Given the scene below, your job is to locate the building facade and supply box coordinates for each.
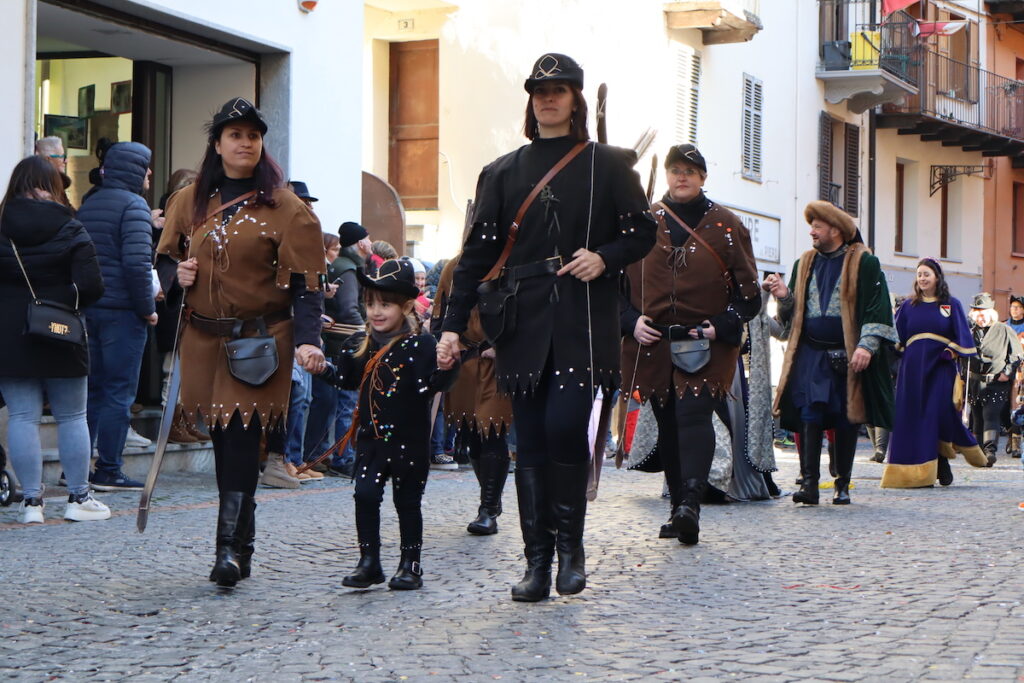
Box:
[1,0,363,232]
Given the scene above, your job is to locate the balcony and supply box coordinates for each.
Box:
[664,1,762,45]
[877,50,1024,162]
[987,1,1024,22]
[816,0,920,113]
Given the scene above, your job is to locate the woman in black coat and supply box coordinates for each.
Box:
[437,54,656,601]
[0,156,107,524]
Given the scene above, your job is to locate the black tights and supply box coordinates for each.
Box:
[352,441,429,550]
[511,366,594,468]
[651,390,720,508]
[210,412,285,496]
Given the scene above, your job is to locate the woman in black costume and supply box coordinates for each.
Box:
[437,53,656,601]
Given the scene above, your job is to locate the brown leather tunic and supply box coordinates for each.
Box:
[433,257,513,436]
[156,184,325,429]
[620,202,760,405]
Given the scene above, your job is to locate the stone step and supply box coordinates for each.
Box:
[36,441,215,487]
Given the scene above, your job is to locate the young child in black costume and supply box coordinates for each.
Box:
[331,258,456,590]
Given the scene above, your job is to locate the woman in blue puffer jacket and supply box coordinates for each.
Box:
[77,141,157,491]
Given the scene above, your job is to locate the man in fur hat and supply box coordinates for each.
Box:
[763,201,896,505]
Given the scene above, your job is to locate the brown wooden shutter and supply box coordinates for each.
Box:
[843,122,859,217]
[818,111,833,201]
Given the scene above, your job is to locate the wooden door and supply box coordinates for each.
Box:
[389,40,439,210]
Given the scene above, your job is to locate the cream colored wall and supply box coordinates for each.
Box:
[170,63,257,172]
[874,129,984,301]
[0,0,30,177]
[364,0,816,265]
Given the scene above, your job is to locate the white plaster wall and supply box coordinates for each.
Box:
[361,1,835,268]
[874,128,985,301]
[0,0,31,190]
[170,63,257,172]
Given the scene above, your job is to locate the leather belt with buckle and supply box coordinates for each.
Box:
[186,308,291,337]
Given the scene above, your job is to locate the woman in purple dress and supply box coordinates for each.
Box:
[882,258,988,488]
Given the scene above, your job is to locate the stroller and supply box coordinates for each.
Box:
[0,394,22,507]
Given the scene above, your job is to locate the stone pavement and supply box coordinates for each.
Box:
[2,447,1024,682]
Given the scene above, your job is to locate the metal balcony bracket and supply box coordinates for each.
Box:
[929,164,990,196]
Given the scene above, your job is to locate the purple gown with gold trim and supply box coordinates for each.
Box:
[882,297,987,488]
[884,296,987,489]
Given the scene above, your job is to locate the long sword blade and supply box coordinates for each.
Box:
[136,350,181,532]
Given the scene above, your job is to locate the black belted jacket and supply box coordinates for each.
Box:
[441,136,656,396]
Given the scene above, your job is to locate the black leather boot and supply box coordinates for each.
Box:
[793,423,823,505]
[832,425,858,505]
[549,461,588,595]
[388,548,423,590]
[937,454,954,486]
[671,478,706,545]
[342,544,386,588]
[983,431,998,467]
[209,491,245,587]
[467,453,510,535]
[236,495,256,579]
[510,466,554,602]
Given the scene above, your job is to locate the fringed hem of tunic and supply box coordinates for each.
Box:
[497,367,620,398]
[444,413,511,438]
[185,404,285,432]
[880,459,937,488]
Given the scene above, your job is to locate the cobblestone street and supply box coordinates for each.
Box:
[2,447,1023,682]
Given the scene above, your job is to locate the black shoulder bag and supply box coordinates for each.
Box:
[10,239,87,348]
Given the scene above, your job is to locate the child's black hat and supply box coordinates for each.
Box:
[357,258,419,299]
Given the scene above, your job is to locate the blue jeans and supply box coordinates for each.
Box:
[332,389,357,466]
[86,308,148,473]
[285,369,312,467]
[303,375,339,463]
[0,375,91,498]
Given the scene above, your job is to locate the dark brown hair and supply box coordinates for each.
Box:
[911,258,950,305]
[190,121,283,227]
[2,155,68,207]
[523,84,590,142]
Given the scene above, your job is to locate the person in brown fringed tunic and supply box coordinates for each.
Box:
[156,98,326,587]
[620,144,761,546]
[432,256,514,535]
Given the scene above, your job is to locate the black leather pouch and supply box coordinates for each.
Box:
[476,279,518,345]
[225,318,279,387]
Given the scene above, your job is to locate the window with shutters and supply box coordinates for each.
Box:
[741,73,763,182]
[843,123,860,217]
[674,47,701,145]
[895,162,906,253]
[817,111,859,216]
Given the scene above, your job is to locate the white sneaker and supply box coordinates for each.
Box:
[64,493,111,522]
[124,426,152,448]
[20,498,44,524]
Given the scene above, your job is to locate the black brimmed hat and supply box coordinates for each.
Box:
[357,258,419,299]
[524,53,584,93]
[665,144,707,173]
[210,97,268,137]
[289,180,317,202]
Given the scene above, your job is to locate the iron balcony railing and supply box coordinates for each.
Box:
[818,0,921,87]
[886,49,1024,142]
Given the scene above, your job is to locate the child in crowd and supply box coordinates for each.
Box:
[332,259,456,590]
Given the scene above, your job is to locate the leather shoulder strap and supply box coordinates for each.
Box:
[202,190,258,224]
[481,141,589,282]
[655,201,730,282]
